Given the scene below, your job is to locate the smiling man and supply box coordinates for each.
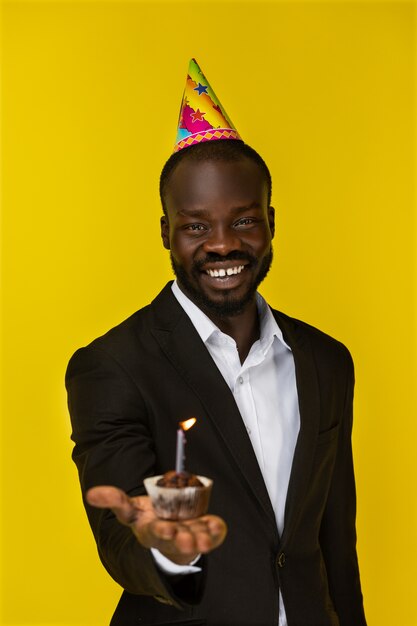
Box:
[66,60,367,626]
[160,146,275,363]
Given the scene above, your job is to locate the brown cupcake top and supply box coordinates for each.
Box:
[156,470,204,488]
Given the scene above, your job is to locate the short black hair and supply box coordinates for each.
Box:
[159,140,272,215]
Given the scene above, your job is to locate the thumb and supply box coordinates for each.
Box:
[86,485,139,526]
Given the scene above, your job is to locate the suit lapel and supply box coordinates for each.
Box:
[149,284,278,535]
[274,312,321,547]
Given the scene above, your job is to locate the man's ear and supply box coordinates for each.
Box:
[268,206,275,239]
[160,215,170,250]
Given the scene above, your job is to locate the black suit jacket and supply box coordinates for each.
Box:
[66,283,366,626]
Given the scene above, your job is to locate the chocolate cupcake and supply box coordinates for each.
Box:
[144,471,212,520]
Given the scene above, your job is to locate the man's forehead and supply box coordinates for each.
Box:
[164,168,269,218]
[167,161,266,197]
[169,157,265,185]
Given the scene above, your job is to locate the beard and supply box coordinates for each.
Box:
[170,247,273,318]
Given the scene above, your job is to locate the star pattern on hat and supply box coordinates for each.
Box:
[194,82,208,96]
[191,109,206,123]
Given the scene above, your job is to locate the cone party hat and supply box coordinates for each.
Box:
[174,58,242,153]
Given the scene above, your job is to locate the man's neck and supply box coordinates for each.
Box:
[213,304,260,364]
[174,280,261,363]
[195,297,259,365]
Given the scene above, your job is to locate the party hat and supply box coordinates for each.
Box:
[174,58,242,153]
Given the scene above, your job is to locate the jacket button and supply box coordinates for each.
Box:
[277,552,286,568]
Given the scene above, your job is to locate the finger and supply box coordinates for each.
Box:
[173,524,199,554]
[136,518,177,548]
[139,517,204,545]
[138,519,200,555]
[205,515,228,540]
[156,520,218,556]
[185,522,223,553]
[184,515,228,547]
[86,486,139,525]
[170,522,221,555]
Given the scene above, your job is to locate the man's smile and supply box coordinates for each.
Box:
[205,264,245,278]
[198,261,251,291]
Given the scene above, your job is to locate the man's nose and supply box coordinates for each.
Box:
[202,225,242,256]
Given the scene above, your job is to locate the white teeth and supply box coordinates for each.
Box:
[206,265,245,278]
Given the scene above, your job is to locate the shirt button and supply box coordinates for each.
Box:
[277,552,286,568]
[238,376,244,384]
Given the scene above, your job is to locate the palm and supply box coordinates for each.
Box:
[86,485,227,565]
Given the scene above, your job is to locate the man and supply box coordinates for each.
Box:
[66,60,367,626]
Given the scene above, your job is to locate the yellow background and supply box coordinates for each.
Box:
[1,1,416,625]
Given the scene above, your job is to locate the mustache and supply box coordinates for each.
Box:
[193,251,257,270]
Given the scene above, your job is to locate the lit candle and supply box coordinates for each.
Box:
[175,418,197,473]
[175,428,185,473]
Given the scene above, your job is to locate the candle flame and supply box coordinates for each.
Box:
[180,417,197,431]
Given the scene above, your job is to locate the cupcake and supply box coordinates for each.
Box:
[144,470,213,520]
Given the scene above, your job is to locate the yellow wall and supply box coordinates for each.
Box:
[1,1,416,624]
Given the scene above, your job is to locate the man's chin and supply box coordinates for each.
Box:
[178,279,255,318]
[171,248,273,318]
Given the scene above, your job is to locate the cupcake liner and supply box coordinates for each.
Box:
[144,475,212,520]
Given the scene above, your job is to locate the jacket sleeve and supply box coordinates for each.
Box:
[319,349,367,626]
[65,344,204,609]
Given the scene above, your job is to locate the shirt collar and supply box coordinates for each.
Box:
[256,292,291,353]
[171,280,291,352]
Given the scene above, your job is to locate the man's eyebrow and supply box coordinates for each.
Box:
[176,202,263,218]
[230,202,263,213]
[177,208,210,218]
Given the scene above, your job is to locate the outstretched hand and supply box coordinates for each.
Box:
[86,486,227,566]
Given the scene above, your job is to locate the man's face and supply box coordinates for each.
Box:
[160,157,275,318]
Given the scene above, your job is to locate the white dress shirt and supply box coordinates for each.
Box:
[152,281,300,626]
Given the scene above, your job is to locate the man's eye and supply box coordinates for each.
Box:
[186,224,206,231]
[235,218,255,227]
